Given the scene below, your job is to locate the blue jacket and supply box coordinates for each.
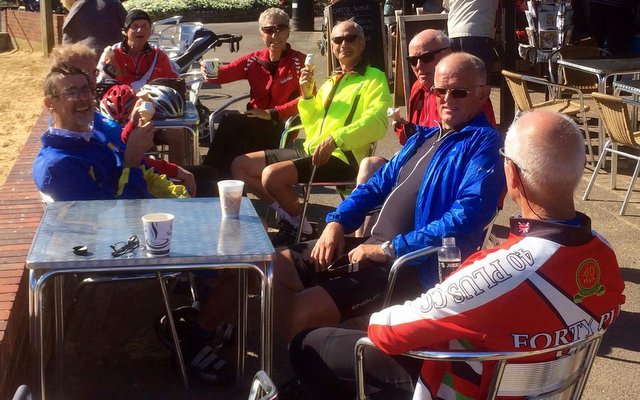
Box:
[33,129,153,201]
[326,113,506,288]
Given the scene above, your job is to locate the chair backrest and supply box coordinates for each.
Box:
[592,93,640,148]
[555,45,603,91]
[247,370,277,400]
[356,329,606,400]
[502,70,534,111]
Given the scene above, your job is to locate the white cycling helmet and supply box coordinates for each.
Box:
[139,84,184,119]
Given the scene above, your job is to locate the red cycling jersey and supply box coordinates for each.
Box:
[369,214,625,399]
[207,45,305,121]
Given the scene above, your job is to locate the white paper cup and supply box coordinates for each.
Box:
[203,58,220,78]
[217,180,244,218]
[142,213,174,257]
[416,7,424,15]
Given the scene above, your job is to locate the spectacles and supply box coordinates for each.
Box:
[430,86,480,99]
[331,34,360,45]
[261,24,289,35]
[111,235,140,257]
[499,147,529,173]
[406,47,449,66]
[52,85,95,101]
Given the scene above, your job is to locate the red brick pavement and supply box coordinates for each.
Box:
[0,109,47,399]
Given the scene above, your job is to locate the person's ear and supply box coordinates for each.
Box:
[44,96,53,110]
[505,159,519,191]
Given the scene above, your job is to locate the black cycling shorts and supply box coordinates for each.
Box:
[264,148,359,183]
[288,238,422,321]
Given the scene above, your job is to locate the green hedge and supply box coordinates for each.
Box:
[122,0,281,14]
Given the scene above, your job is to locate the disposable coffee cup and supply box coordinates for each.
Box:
[416,7,424,15]
[142,213,174,257]
[203,58,220,78]
[217,180,244,218]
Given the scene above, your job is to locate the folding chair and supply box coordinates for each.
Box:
[502,70,594,165]
[583,93,640,215]
[355,329,606,400]
[247,370,278,400]
[278,120,377,244]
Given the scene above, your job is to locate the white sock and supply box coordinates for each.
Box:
[271,202,312,234]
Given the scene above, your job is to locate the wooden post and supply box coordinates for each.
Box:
[40,0,54,57]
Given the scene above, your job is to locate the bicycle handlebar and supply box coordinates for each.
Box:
[214,33,243,52]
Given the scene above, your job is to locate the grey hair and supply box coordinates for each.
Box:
[258,8,290,28]
[505,111,585,193]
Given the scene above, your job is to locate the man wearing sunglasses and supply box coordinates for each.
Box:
[270,52,504,343]
[289,111,625,400]
[232,19,391,246]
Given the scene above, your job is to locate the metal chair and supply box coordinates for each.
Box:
[502,70,594,164]
[151,17,205,59]
[355,329,606,400]
[207,93,252,143]
[583,93,640,215]
[247,370,278,400]
[278,120,377,243]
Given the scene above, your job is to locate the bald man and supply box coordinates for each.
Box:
[289,111,626,400]
[272,52,505,343]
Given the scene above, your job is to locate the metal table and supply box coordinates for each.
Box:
[26,197,274,399]
[557,57,640,153]
[154,101,200,165]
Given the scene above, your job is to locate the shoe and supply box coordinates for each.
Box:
[271,219,318,247]
[187,345,235,385]
[154,305,200,349]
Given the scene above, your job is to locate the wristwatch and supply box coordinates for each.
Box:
[380,240,394,259]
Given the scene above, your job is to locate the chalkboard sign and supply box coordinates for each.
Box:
[327,0,387,76]
[396,13,448,106]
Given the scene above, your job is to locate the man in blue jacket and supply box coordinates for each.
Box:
[272,52,506,342]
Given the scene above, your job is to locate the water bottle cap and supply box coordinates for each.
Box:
[442,237,456,246]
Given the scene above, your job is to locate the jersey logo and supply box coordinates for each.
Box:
[517,221,530,234]
[574,258,605,303]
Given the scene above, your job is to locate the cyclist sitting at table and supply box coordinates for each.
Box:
[33,63,190,200]
[97,8,187,165]
[199,7,306,179]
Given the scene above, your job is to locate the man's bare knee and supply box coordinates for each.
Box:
[288,286,340,341]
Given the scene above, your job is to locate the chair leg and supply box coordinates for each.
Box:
[581,117,595,167]
[583,140,611,201]
[295,184,312,244]
[620,159,640,215]
[611,143,618,190]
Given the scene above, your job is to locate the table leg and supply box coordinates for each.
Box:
[54,275,65,398]
[597,75,607,162]
[262,261,273,375]
[29,270,45,400]
[184,126,200,166]
[237,269,247,383]
[156,272,190,390]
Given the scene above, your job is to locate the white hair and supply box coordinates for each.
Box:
[505,111,585,194]
[436,52,486,85]
[258,8,290,28]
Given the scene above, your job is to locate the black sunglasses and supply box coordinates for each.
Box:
[111,235,140,257]
[430,86,481,99]
[331,34,360,45]
[406,47,449,66]
[261,24,288,35]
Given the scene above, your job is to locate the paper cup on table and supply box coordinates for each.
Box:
[142,213,174,257]
[217,180,244,218]
[416,7,424,15]
[203,58,220,78]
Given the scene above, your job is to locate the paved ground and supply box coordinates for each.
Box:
[49,18,640,400]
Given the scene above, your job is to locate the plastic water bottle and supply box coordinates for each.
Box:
[438,237,461,283]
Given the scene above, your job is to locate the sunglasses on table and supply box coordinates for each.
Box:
[111,235,140,257]
[406,47,449,66]
[331,34,360,45]
[430,86,483,99]
[261,24,289,35]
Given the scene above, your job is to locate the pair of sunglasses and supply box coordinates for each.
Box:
[331,34,360,45]
[261,24,288,35]
[430,86,482,99]
[111,235,140,257]
[405,47,449,66]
